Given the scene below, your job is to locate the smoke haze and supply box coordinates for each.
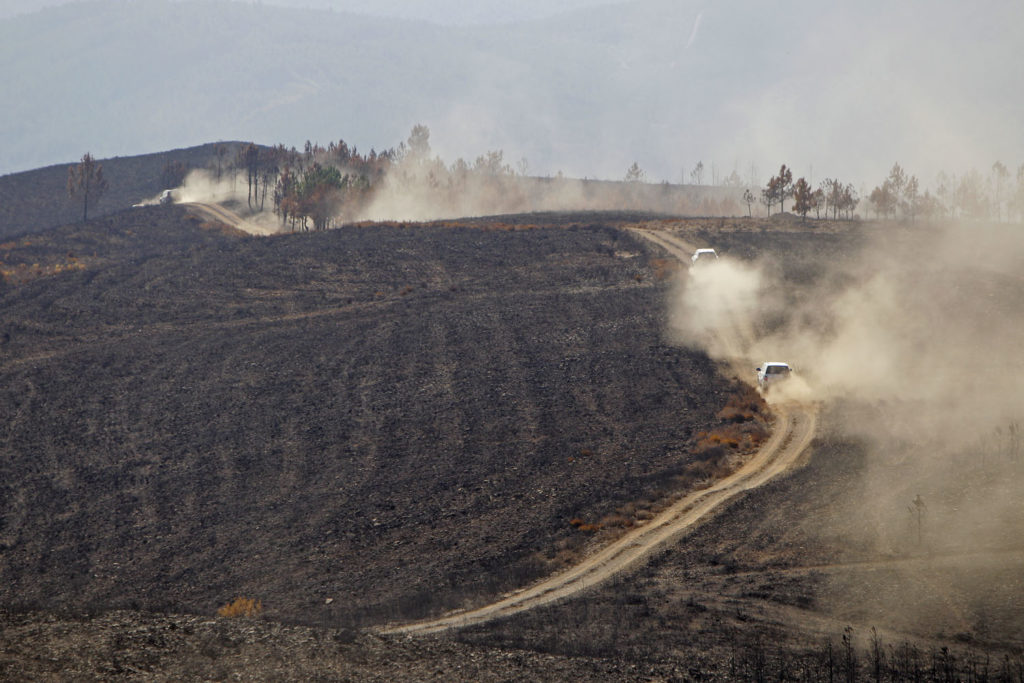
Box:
[172,169,283,235]
[2,0,1021,189]
[354,172,742,223]
[668,258,763,363]
[668,218,1024,587]
[757,222,1024,447]
[671,220,1023,441]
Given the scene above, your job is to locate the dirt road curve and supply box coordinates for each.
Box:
[383,405,816,636]
[381,226,819,636]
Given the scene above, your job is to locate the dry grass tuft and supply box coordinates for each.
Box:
[716,383,769,422]
[0,257,86,284]
[217,596,263,618]
[694,384,772,455]
[569,517,602,532]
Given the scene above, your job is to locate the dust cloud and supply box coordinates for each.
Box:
[755,222,1024,451]
[777,222,1024,635]
[668,219,1024,579]
[354,170,741,223]
[171,160,743,231]
[668,258,764,364]
[171,169,283,235]
[173,168,238,205]
[671,222,1024,450]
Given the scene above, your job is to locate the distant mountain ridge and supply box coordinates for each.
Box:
[1,0,1021,185]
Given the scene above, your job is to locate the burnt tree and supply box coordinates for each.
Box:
[67,152,108,223]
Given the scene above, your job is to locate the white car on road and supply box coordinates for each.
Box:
[756,362,792,390]
[690,248,718,265]
[132,189,175,208]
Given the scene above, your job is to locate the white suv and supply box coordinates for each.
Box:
[690,248,718,265]
[756,362,792,390]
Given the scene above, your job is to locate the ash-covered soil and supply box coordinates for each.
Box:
[0,207,733,629]
[1,609,686,682]
[4,211,1024,681]
[456,408,1024,679]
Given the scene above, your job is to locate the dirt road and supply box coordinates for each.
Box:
[381,225,819,635]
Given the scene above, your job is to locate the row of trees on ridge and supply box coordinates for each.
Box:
[223,125,529,230]
[67,132,1024,227]
[735,164,858,221]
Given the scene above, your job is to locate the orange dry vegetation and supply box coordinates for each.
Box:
[0,258,85,284]
[694,384,772,456]
[716,384,769,423]
[569,517,602,532]
[217,596,263,618]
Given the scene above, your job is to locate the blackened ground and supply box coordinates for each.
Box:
[458,406,1024,679]
[6,214,1023,681]
[0,208,730,629]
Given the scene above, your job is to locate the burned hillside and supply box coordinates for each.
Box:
[0,207,734,627]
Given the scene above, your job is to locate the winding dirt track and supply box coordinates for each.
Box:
[380,226,819,636]
[167,205,821,635]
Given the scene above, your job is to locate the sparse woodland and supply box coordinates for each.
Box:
[42,128,1024,240]
[189,126,1024,233]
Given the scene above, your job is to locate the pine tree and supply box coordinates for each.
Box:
[792,177,813,220]
[67,152,109,222]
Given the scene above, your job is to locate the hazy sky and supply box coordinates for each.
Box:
[260,0,623,25]
[2,0,1022,190]
[2,0,622,24]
